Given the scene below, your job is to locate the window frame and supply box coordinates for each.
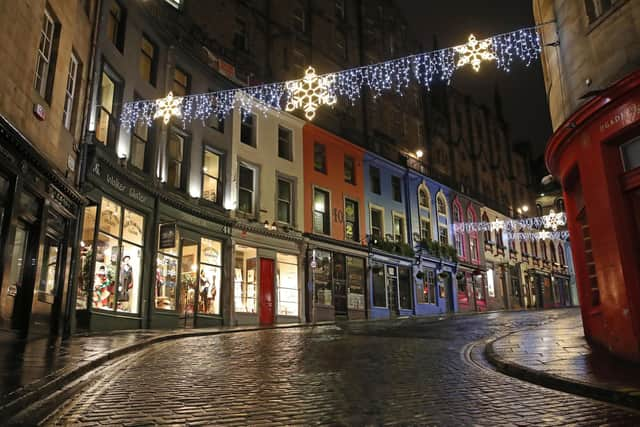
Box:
[129,93,150,172]
[107,0,126,52]
[392,212,407,243]
[277,126,293,161]
[201,147,224,205]
[240,110,257,148]
[312,186,331,235]
[344,155,355,184]
[166,127,189,191]
[344,197,360,242]
[276,176,294,225]
[139,34,158,86]
[370,166,381,195]
[313,142,327,173]
[172,66,190,97]
[34,8,59,101]
[391,175,402,202]
[369,205,384,241]
[63,52,81,130]
[420,217,431,241]
[95,61,123,148]
[238,162,257,215]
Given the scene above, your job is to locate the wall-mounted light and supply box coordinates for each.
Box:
[416,149,424,159]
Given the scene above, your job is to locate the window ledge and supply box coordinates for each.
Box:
[586,0,627,35]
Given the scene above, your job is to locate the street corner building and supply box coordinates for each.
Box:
[535,0,640,361]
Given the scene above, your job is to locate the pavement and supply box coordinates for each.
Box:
[0,308,638,425]
[486,312,640,408]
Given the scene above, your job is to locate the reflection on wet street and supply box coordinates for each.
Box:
[47,310,640,426]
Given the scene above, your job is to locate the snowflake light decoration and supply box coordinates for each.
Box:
[154,91,183,124]
[542,211,566,231]
[285,67,337,120]
[454,34,496,72]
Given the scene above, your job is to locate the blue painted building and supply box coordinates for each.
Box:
[406,167,458,316]
[363,152,414,319]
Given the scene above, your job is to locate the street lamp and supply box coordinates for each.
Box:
[416,149,424,159]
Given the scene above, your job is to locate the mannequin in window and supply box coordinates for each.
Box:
[118,255,133,302]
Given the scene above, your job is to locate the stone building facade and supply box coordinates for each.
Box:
[0,0,95,337]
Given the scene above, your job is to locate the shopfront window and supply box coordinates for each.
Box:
[92,197,144,314]
[234,245,257,313]
[438,273,448,299]
[312,250,332,305]
[372,264,387,307]
[346,256,365,310]
[199,238,222,315]
[276,253,298,316]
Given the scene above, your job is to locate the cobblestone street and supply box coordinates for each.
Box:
[46,310,640,426]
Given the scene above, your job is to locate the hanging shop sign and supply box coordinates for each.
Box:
[159,222,177,249]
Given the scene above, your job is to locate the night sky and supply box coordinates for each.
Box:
[396,0,553,158]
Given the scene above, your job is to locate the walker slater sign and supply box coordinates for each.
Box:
[91,160,152,207]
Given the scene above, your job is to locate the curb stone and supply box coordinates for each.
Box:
[485,336,640,410]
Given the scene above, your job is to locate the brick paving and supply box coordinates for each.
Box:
[45,309,640,426]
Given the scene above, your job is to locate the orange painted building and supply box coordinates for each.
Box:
[302,124,368,321]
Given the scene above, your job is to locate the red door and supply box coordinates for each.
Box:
[259,258,275,325]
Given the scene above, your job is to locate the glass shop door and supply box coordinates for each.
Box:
[179,239,198,328]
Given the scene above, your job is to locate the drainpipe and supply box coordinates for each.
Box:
[63,0,103,339]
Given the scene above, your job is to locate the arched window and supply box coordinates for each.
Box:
[436,193,449,246]
[453,200,465,259]
[536,204,543,216]
[558,243,566,265]
[467,206,479,262]
[496,228,504,249]
[418,185,430,209]
[532,240,539,258]
[541,240,548,260]
[436,194,447,216]
[482,212,491,244]
[550,242,557,263]
[519,232,528,256]
[555,198,565,212]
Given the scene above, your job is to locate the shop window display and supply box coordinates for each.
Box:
[91,197,144,314]
[312,250,332,305]
[234,245,257,313]
[199,238,222,315]
[276,253,298,316]
[346,256,365,310]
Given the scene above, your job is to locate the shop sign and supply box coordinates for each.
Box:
[33,103,46,121]
[92,161,149,204]
[596,96,640,138]
[50,185,76,213]
[159,223,177,249]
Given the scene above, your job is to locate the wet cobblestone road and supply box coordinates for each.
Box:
[47,310,640,426]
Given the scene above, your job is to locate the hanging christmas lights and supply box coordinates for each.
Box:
[505,231,570,241]
[454,34,495,72]
[154,91,182,124]
[453,212,568,233]
[285,67,337,120]
[120,25,545,129]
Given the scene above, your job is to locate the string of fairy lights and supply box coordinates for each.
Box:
[454,212,569,241]
[120,24,547,130]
